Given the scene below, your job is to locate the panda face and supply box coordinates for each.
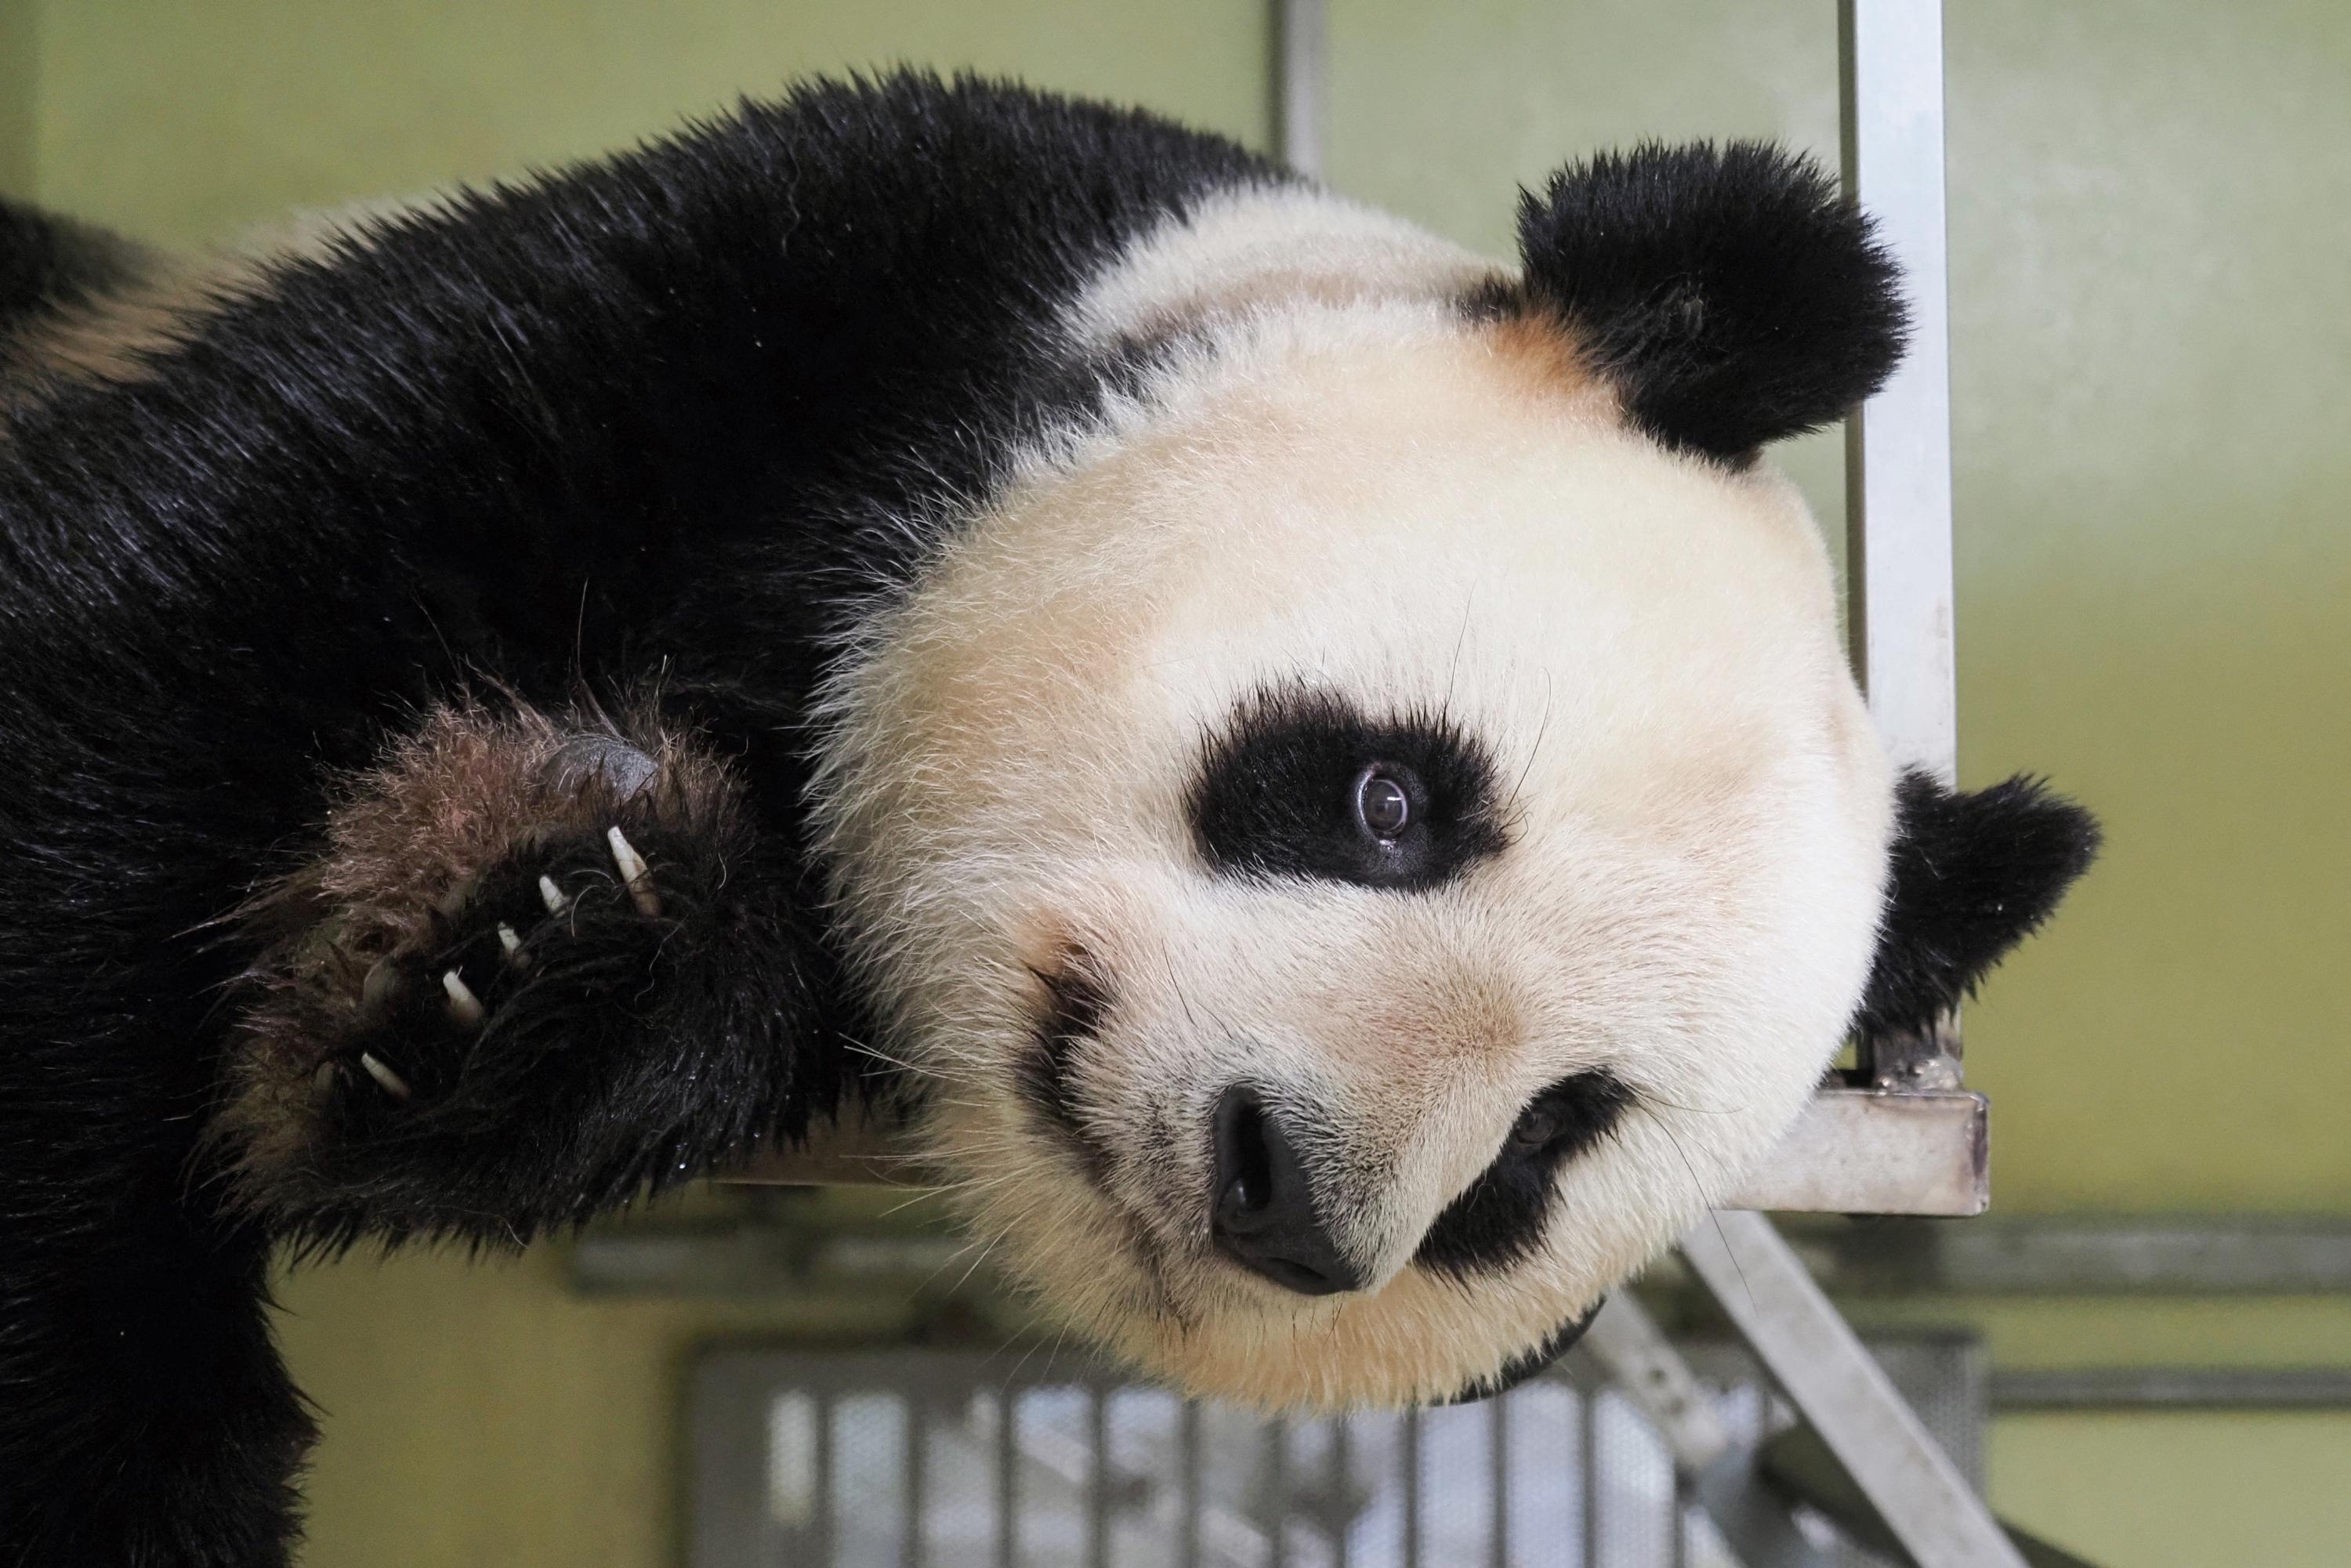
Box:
[815,302,1895,1407]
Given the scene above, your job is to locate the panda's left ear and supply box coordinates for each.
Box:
[1855,773,2102,1042]
[1512,141,1907,465]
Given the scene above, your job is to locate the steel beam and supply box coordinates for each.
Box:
[1680,1211,2027,1568]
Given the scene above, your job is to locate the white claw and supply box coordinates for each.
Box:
[442,968,485,1027]
[606,825,661,918]
[539,875,568,917]
[497,922,522,959]
[360,1052,413,1101]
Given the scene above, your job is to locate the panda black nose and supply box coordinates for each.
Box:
[1210,1086,1364,1296]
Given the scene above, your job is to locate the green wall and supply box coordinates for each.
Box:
[16,4,2351,1565]
[27,0,1268,244]
[0,2,33,199]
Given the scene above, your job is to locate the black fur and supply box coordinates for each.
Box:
[0,74,1283,1565]
[1508,140,1907,463]
[1190,686,1509,893]
[0,199,146,331]
[1415,1070,1635,1279]
[0,198,157,415]
[1856,772,2102,1042]
[1019,961,1118,1186]
[1444,1296,1606,1405]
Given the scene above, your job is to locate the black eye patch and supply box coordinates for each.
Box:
[1188,686,1509,891]
[1415,1070,1634,1280]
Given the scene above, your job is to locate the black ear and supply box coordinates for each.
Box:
[1856,773,2102,1041]
[1514,141,1907,463]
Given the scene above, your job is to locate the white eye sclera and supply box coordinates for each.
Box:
[1356,767,1411,838]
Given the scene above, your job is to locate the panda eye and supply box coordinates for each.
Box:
[1189,688,1507,892]
[1509,1099,1570,1153]
[1505,1072,1635,1161]
[1354,766,1412,839]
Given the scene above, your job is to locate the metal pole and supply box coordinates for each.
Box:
[1272,0,1327,178]
[1401,1407,1422,1568]
[1179,1401,1201,1568]
[904,1392,927,1568]
[1842,0,1967,1091]
[995,1391,1018,1568]
[1681,1211,2028,1568]
[814,1389,838,1566]
[1841,0,1957,788]
[1488,1396,1509,1568]
[1089,1389,1111,1568]
[1578,1392,1599,1568]
[1581,1295,1828,1567]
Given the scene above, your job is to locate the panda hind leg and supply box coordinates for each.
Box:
[217,700,828,1247]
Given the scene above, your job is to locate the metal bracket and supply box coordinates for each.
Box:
[1680,1210,2030,1568]
[1582,1295,1831,1567]
[1726,1088,1988,1215]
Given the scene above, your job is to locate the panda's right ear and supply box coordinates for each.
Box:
[1509,140,1907,466]
[1854,772,2102,1043]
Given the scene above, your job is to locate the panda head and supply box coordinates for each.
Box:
[815,143,2098,1408]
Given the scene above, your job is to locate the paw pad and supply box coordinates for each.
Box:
[342,821,666,1103]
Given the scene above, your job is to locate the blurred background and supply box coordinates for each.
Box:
[4,2,2347,1564]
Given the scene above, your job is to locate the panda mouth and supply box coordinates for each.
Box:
[1440,1297,1606,1405]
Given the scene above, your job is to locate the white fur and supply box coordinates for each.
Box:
[810,190,1894,1409]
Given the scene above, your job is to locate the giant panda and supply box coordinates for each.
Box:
[0,73,2097,1565]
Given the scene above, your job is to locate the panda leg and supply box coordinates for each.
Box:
[2,1175,311,1564]
[214,698,847,1248]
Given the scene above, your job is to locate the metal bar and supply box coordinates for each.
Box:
[685,1357,774,1568]
[592,1207,2351,1296]
[1088,1389,1111,1568]
[814,1389,837,1568]
[1583,1295,1828,1568]
[1179,1401,1201,1568]
[995,1390,1018,1568]
[1271,0,1327,178]
[1267,1416,1290,1568]
[904,1391,927,1568]
[1328,1417,1352,1568]
[1840,0,1957,787]
[1580,1295,1730,1472]
[1401,1407,1422,1568]
[1761,1427,2100,1568]
[1780,1214,2351,1295]
[1993,1367,2351,1412]
[1488,1395,1509,1568]
[1841,0,1964,1095]
[1723,1088,1988,1216]
[1578,1393,1599,1568]
[1680,1211,2027,1568]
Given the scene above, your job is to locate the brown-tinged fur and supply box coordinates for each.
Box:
[216,698,745,1213]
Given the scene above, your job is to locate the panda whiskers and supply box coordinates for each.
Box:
[1632,1099,1756,1309]
[1502,666,1556,830]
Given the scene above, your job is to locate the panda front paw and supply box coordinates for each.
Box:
[335,815,668,1108]
[216,701,810,1245]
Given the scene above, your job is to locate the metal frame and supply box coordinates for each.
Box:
[1682,1211,2027,1568]
[1272,0,1327,180]
[1733,0,1984,1216]
[1679,11,2049,1566]
[688,1334,1991,1568]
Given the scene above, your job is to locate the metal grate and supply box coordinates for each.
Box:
[690,1340,1980,1568]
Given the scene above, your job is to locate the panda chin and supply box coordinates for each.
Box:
[1439,1297,1607,1406]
